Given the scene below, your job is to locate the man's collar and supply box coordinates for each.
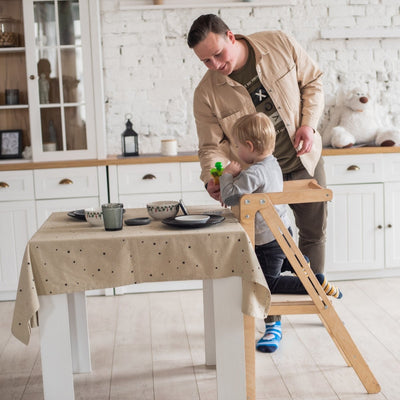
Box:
[235,33,269,60]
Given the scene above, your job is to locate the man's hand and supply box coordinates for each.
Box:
[223,161,242,177]
[206,178,221,201]
[294,125,314,156]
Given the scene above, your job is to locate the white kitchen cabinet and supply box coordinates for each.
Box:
[34,165,110,296]
[111,161,222,294]
[0,0,105,162]
[34,166,106,227]
[0,166,108,300]
[383,153,400,270]
[116,163,181,207]
[23,0,105,161]
[0,170,37,300]
[324,153,400,279]
[112,161,221,208]
[384,182,400,269]
[326,183,385,273]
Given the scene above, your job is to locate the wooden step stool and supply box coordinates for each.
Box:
[237,179,381,399]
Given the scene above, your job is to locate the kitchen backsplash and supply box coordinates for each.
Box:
[99,0,400,155]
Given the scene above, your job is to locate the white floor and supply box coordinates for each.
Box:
[1,277,399,400]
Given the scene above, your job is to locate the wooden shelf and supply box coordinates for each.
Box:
[322,146,400,155]
[119,0,297,10]
[0,104,29,110]
[0,47,25,53]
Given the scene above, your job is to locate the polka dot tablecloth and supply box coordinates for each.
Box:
[12,208,271,345]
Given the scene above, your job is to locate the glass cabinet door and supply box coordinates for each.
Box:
[23,0,96,161]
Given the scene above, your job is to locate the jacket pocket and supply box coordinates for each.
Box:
[218,109,248,137]
[218,110,249,162]
[275,63,300,112]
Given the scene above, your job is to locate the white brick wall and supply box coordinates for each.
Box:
[100,0,400,155]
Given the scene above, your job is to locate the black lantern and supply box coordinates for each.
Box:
[122,118,139,157]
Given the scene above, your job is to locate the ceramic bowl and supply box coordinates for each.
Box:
[147,201,179,220]
[84,207,104,226]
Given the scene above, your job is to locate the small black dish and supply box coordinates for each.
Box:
[125,217,151,226]
[68,210,86,221]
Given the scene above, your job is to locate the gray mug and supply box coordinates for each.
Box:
[102,203,123,231]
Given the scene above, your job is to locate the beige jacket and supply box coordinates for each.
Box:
[193,30,324,183]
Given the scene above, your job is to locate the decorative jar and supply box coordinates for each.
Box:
[0,18,19,47]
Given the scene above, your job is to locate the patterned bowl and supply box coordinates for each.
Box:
[147,201,179,220]
[84,207,104,226]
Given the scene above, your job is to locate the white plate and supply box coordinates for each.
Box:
[175,214,210,224]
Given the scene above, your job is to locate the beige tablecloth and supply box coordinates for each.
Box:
[12,208,271,345]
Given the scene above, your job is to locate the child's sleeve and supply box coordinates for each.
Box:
[220,169,261,206]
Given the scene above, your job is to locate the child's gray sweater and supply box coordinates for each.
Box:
[220,155,291,246]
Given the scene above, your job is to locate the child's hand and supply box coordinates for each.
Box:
[223,161,242,177]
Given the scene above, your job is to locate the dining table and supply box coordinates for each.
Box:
[11,206,271,400]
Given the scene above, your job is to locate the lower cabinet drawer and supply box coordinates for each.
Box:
[323,154,383,184]
[118,163,181,194]
[34,167,99,199]
[383,154,400,182]
[0,170,34,201]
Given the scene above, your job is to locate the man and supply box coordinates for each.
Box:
[187,14,327,353]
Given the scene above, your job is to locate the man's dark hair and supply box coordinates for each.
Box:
[187,14,230,48]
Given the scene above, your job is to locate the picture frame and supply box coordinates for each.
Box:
[0,130,23,159]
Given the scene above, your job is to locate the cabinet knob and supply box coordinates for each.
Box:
[377,225,383,229]
[0,181,10,188]
[29,75,35,80]
[59,178,73,185]
[387,224,392,228]
[347,165,360,171]
[142,174,156,180]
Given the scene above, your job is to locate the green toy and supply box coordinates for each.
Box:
[210,161,224,184]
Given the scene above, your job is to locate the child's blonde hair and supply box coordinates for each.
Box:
[232,112,276,154]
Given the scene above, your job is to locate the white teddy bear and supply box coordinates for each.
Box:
[322,89,400,148]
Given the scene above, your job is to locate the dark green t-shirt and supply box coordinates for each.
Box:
[229,40,302,173]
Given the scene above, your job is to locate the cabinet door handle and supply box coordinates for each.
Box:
[387,224,392,228]
[142,174,156,180]
[59,178,73,185]
[0,181,10,188]
[29,75,35,80]
[377,225,383,229]
[347,165,360,171]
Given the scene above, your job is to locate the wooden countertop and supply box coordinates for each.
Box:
[321,146,400,155]
[1,147,399,172]
[0,152,199,171]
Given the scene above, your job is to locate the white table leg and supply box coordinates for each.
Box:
[67,292,92,373]
[39,294,75,400]
[212,277,246,400]
[203,279,216,366]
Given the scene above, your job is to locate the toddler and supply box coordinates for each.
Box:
[219,112,342,353]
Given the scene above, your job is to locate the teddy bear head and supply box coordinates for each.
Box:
[343,89,371,112]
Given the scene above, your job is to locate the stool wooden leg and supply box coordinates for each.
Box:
[258,203,380,394]
[318,305,381,394]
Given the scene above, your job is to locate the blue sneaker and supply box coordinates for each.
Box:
[256,321,282,353]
